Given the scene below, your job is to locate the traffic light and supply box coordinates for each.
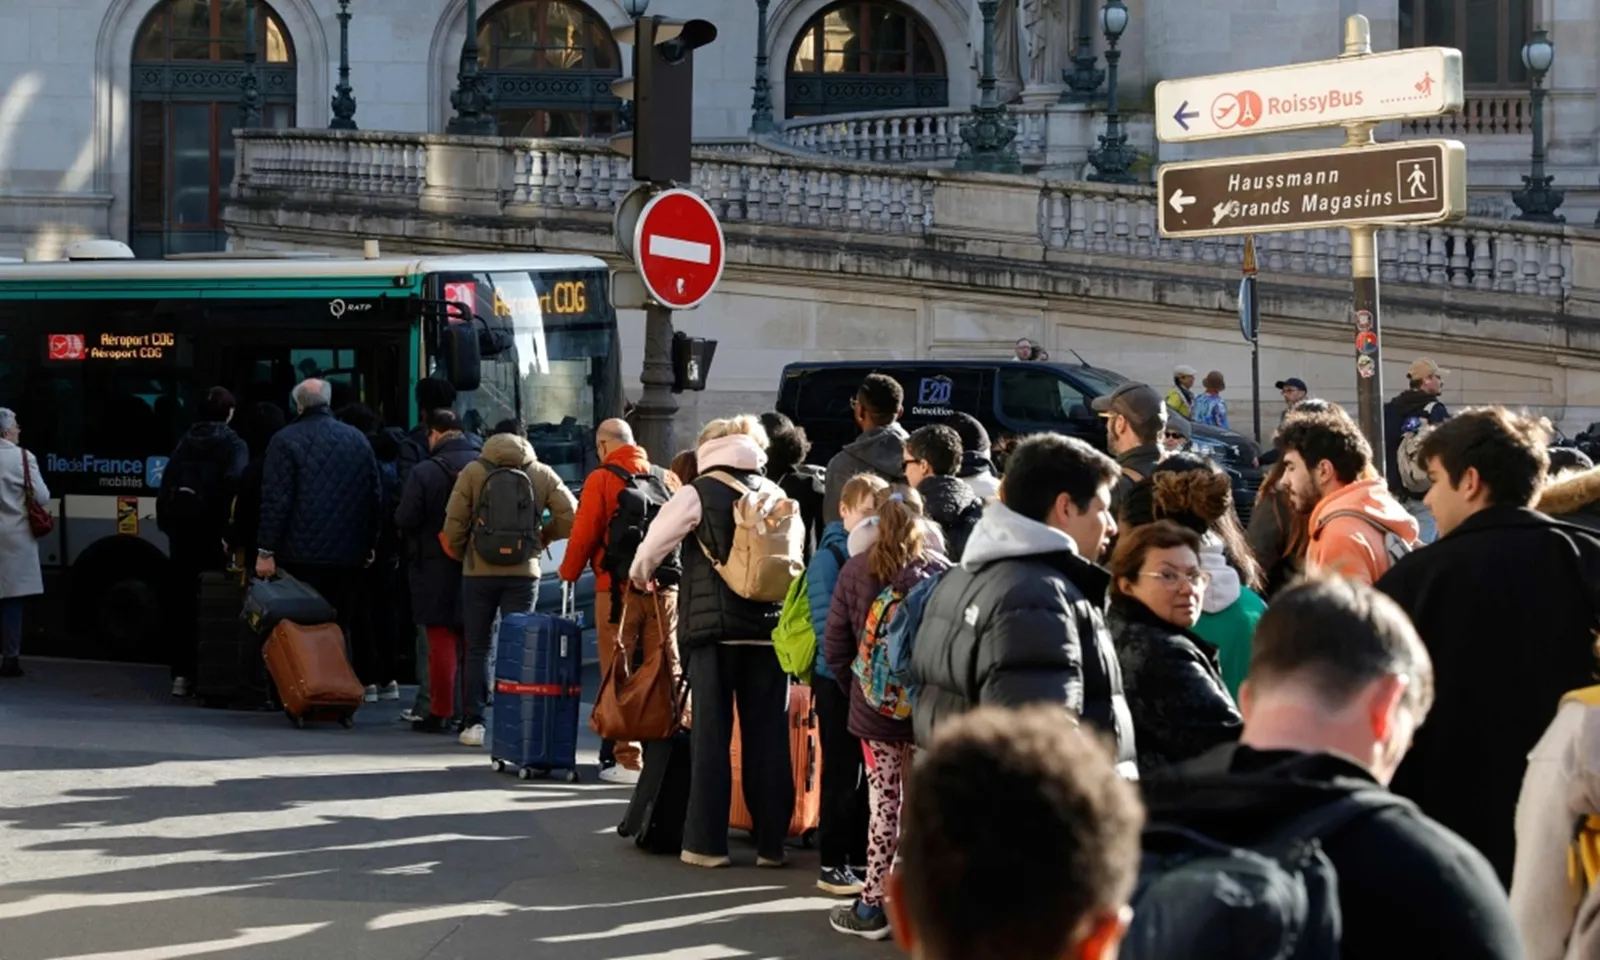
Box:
[611,16,718,185]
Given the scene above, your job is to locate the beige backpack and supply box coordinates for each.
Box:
[694,470,805,603]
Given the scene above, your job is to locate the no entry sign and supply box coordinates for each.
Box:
[631,188,725,310]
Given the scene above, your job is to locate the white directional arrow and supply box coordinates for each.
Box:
[1168,188,1196,214]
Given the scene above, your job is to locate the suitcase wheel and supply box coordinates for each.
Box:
[340,713,355,729]
[284,709,305,730]
[517,767,534,781]
[563,769,580,784]
[493,759,507,773]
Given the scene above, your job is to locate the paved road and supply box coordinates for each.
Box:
[0,659,898,960]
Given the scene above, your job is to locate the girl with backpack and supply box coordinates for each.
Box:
[822,487,950,941]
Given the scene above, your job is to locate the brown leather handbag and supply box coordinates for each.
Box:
[589,589,683,743]
[21,450,51,539]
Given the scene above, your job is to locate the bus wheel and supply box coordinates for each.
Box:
[67,537,170,661]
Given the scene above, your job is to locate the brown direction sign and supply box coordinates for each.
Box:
[1157,139,1466,239]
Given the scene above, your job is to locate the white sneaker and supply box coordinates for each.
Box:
[379,681,401,701]
[171,677,190,698]
[598,765,641,785]
[397,709,424,723]
[363,685,378,704]
[459,723,485,748]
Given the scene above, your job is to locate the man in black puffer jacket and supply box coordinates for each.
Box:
[911,433,1138,778]
[903,424,983,561]
[256,378,382,631]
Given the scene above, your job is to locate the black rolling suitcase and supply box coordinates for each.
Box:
[618,731,692,854]
[194,570,273,710]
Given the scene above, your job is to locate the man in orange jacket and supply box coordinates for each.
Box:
[559,418,680,783]
[1278,409,1420,585]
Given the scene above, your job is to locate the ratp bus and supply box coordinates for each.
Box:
[0,246,623,662]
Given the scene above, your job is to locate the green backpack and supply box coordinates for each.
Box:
[772,569,816,682]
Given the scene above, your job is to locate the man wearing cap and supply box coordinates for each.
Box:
[1167,365,1198,419]
[1091,382,1167,512]
[1275,378,1310,425]
[1383,358,1452,543]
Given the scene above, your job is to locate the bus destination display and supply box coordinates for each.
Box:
[48,332,178,362]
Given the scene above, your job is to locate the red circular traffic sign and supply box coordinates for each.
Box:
[632,188,725,310]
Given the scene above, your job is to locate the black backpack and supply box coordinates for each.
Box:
[601,464,677,591]
[157,455,223,536]
[1123,782,1408,960]
[471,460,541,566]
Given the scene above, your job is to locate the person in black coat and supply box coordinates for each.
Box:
[903,424,983,561]
[395,410,481,733]
[760,412,825,560]
[910,433,1138,778]
[1105,520,1241,779]
[1378,408,1600,886]
[226,402,287,570]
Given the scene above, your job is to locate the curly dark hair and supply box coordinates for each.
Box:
[1123,452,1265,593]
[760,411,812,470]
[1279,411,1372,484]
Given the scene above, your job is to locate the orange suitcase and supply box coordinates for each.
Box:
[262,621,365,729]
[730,683,821,840]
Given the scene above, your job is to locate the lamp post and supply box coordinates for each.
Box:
[1509,28,1562,222]
[329,0,358,130]
[955,0,1020,173]
[750,0,776,133]
[1061,0,1104,103]
[1085,0,1136,184]
[447,0,496,136]
[238,0,262,128]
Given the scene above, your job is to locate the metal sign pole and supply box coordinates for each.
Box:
[1340,17,1385,467]
[1242,235,1261,442]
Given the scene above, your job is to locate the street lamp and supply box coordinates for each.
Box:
[1513,28,1563,222]
[1085,0,1136,184]
[955,0,1020,173]
[329,0,358,130]
[749,0,776,134]
[1061,0,1105,103]
[447,0,497,136]
[238,0,262,128]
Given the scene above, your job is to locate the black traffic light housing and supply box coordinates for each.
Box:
[671,332,716,392]
[611,17,718,185]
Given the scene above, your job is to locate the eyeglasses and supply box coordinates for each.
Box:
[1164,432,1186,442]
[903,458,924,469]
[1140,569,1211,589]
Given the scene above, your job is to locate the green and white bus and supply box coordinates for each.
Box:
[0,244,622,661]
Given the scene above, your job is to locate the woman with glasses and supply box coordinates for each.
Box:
[1106,520,1242,779]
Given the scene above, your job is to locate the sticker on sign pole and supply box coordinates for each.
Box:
[631,188,727,311]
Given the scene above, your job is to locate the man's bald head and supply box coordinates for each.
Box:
[598,419,634,445]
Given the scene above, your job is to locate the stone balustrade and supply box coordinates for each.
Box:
[778,105,1049,165]
[232,129,1570,299]
[1403,92,1533,136]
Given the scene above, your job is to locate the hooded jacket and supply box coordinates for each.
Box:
[558,443,678,594]
[1107,594,1241,779]
[908,502,1138,778]
[806,520,852,680]
[822,422,909,524]
[1534,467,1600,534]
[1379,506,1600,886]
[442,432,576,579]
[257,406,382,569]
[1384,389,1450,498]
[158,420,250,555]
[1306,478,1420,585]
[824,552,950,744]
[916,474,984,561]
[1144,745,1522,960]
[395,433,480,626]
[629,433,781,648]
[1190,534,1267,699]
[1113,442,1164,515]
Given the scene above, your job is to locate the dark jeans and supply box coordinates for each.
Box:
[165,542,225,680]
[684,643,795,862]
[813,676,869,870]
[352,558,401,686]
[461,575,537,723]
[1,597,23,659]
[282,562,359,651]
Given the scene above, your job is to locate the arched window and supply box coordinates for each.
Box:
[131,0,296,258]
[785,0,947,118]
[1399,0,1531,88]
[476,0,623,138]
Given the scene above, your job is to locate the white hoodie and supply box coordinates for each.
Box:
[847,514,949,559]
[1197,532,1241,615]
[627,433,767,585]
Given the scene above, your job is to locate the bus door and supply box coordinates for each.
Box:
[213,335,407,430]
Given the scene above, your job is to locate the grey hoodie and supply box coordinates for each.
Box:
[821,422,909,524]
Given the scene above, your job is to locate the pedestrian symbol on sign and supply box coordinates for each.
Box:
[1395,156,1439,204]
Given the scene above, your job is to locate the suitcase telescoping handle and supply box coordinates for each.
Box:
[560,580,576,621]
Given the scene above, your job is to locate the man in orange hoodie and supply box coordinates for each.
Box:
[559,418,680,783]
[1278,409,1419,585]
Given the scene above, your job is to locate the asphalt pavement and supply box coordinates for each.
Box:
[0,656,900,960]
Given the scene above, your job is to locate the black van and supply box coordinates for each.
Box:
[775,359,1264,512]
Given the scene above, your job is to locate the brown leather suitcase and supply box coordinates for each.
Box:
[729,683,821,840]
[262,621,364,728]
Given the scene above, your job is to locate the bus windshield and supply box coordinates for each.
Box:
[433,269,622,485]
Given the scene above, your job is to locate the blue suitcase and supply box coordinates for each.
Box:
[490,583,583,782]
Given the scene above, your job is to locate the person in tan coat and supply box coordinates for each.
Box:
[442,427,576,747]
